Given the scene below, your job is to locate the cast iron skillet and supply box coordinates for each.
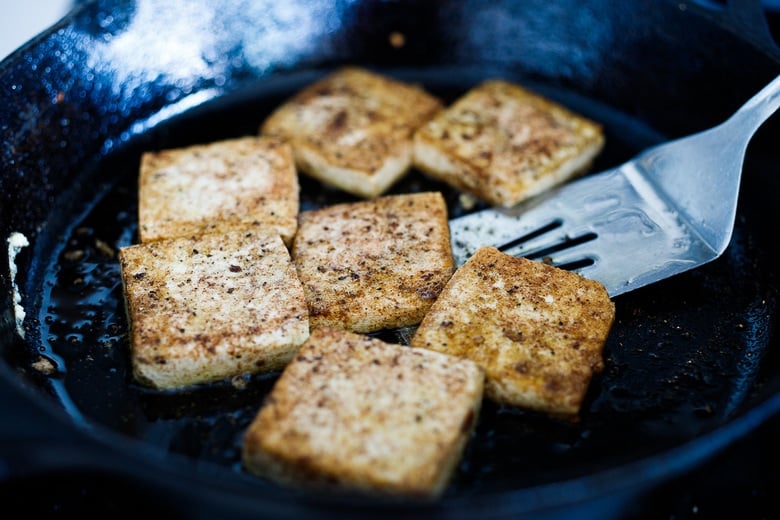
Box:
[2,0,780,517]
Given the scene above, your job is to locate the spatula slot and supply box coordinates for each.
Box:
[520,231,599,260]
[495,219,563,251]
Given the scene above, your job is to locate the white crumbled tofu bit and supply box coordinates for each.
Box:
[7,232,29,339]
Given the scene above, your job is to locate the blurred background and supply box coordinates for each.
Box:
[0,0,73,60]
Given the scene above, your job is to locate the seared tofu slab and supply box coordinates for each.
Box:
[138,135,299,245]
[413,80,604,207]
[261,66,443,198]
[242,326,484,498]
[291,192,454,333]
[119,229,309,390]
[411,246,615,418]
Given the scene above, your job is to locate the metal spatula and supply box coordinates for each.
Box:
[449,75,780,297]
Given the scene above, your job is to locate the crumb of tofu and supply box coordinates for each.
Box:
[413,79,604,208]
[261,66,443,199]
[118,229,309,390]
[241,326,484,498]
[291,191,454,333]
[31,356,57,376]
[7,231,29,339]
[411,246,615,419]
[138,135,299,246]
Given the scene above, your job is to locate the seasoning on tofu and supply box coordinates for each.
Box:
[260,66,443,199]
[241,326,484,498]
[138,135,299,245]
[118,229,309,390]
[118,69,620,498]
[411,246,615,419]
[291,191,454,333]
[413,79,605,208]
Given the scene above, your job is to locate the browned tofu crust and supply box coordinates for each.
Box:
[291,192,454,333]
[411,246,615,418]
[138,135,299,245]
[119,229,309,390]
[413,79,605,207]
[242,326,484,498]
[261,66,443,198]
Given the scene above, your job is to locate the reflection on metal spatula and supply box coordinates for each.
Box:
[449,75,780,297]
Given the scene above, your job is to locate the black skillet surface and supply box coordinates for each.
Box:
[2,0,780,517]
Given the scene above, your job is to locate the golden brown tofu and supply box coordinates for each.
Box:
[413,79,605,207]
[291,192,454,333]
[242,326,484,498]
[261,66,443,198]
[118,229,309,390]
[138,135,299,245]
[411,246,615,419]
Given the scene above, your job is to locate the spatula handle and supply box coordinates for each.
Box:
[730,74,780,135]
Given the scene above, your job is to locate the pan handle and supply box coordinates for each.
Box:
[689,0,780,61]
